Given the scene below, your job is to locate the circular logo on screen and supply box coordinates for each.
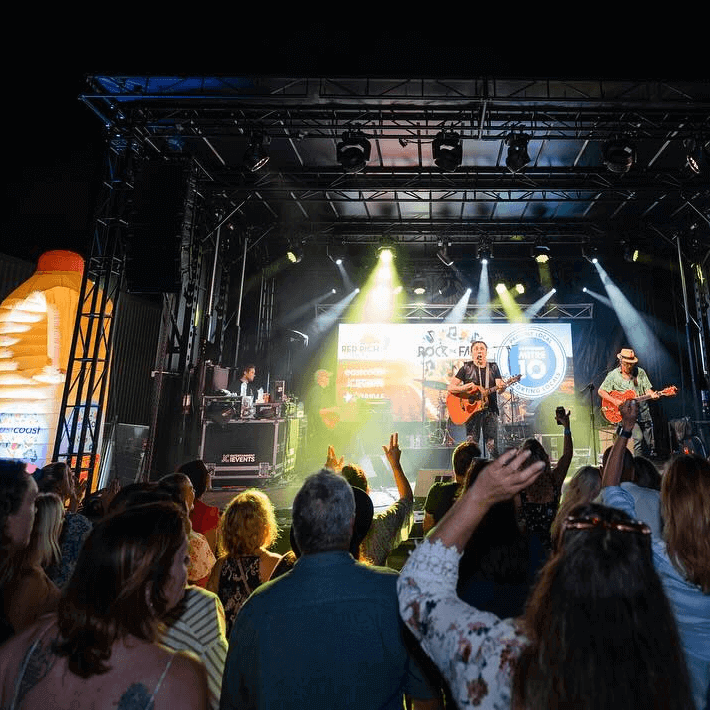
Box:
[497,327,567,398]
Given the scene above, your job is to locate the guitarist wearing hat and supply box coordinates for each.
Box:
[447,340,508,458]
[598,347,660,457]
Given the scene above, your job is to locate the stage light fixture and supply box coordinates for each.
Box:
[411,275,427,295]
[432,130,463,171]
[436,246,454,267]
[685,138,710,174]
[495,283,507,294]
[623,243,640,263]
[532,243,551,263]
[286,245,304,263]
[602,138,636,174]
[477,241,492,264]
[505,133,531,173]
[514,283,525,294]
[243,130,270,172]
[583,244,599,264]
[336,131,371,173]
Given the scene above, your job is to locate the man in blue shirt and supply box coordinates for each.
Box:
[219,468,440,710]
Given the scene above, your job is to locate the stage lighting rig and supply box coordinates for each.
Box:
[532,243,551,264]
[477,241,493,264]
[243,130,270,172]
[505,132,531,173]
[602,137,636,174]
[432,130,463,171]
[336,130,371,173]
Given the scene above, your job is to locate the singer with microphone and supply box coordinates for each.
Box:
[447,340,507,458]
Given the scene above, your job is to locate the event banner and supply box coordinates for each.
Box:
[336,322,574,423]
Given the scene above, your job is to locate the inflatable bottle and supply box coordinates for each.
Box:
[0,250,107,469]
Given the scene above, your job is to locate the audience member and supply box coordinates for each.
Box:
[549,465,601,549]
[113,482,227,710]
[602,399,710,710]
[516,407,574,551]
[398,446,694,709]
[177,459,220,554]
[0,501,208,710]
[619,455,663,536]
[422,440,481,534]
[206,489,281,636]
[159,472,216,587]
[1,460,40,644]
[455,458,545,619]
[329,432,414,565]
[220,469,440,709]
[35,461,93,589]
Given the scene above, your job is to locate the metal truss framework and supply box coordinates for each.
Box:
[53,141,128,487]
[315,302,594,320]
[79,76,710,253]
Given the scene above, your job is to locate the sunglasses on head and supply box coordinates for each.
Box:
[562,513,651,536]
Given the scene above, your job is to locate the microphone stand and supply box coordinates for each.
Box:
[580,382,597,464]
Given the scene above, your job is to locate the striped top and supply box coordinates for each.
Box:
[161,586,228,710]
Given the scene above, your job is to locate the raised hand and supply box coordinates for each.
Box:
[555,408,571,427]
[619,398,639,431]
[382,432,402,468]
[472,448,546,507]
[325,444,344,472]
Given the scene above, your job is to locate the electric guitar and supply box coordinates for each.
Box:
[446,374,522,425]
[601,385,678,424]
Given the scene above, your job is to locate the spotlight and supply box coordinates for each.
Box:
[514,283,525,294]
[286,245,304,263]
[583,244,599,264]
[532,244,551,263]
[505,133,531,173]
[432,130,463,171]
[243,130,270,172]
[377,244,395,262]
[623,243,640,263]
[685,138,710,174]
[336,131,371,173]
[412,276,427,295]
[602,138,636,174]
[437,246,454,267]
[328,246,346,265]
[495,283,507,294]
[477,242,492,264]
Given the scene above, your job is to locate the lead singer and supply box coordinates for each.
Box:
[448,340,507,458]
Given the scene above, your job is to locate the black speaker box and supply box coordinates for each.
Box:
[125,161,190,293]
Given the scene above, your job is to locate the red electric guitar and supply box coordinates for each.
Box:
[446,374,522,426]
[601,385,678,424]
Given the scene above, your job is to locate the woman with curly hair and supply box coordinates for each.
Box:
[207,489,281,636]
[0,501,208,709]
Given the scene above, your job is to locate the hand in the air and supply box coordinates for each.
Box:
[556,408,571,427]
[619,398,639,430]
[325,445,344,472]
[382,432,402,468]
[471,448,546,506]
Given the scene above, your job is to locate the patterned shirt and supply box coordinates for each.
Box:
[161,586,228,710]
[361,496,414,566]
[599,366,654,418]
[397,538,528,710]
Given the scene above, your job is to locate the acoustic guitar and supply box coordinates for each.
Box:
[600,385,678,424]
[446,374,522,426]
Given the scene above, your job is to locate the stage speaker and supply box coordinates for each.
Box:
[125,160,192,293]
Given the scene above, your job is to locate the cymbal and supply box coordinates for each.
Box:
[416,379,449,390]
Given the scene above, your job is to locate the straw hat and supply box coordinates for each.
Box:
[617,348,638,364]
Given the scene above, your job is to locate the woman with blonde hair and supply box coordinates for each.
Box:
[550,465,601,549]
[207,489,281,636]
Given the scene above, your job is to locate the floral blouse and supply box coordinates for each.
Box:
[397,538,528,710]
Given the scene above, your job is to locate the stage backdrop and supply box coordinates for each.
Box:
[335,322,574,428]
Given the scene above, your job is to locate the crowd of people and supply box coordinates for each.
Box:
[1,396,709,709]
